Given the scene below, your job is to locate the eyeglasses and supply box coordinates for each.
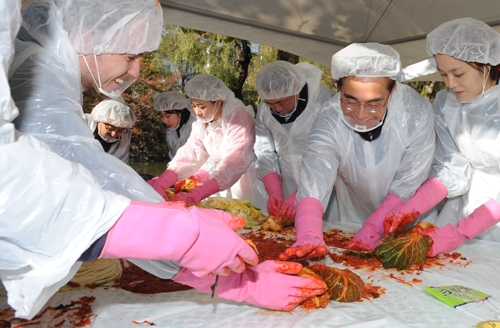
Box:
[103,123,125,134]
[341,93,391,114]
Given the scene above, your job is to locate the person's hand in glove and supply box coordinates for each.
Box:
[280,191,297,223]
[99,200,257,277]
[189,169,211,184]
[346,194,404,251]
[263,172,284,216]
[384,178,448,236]
[418,198,500,257]
[173,260,326,311]
[175,179,220,206]
[279,197,327,260]
[147,169,178,195]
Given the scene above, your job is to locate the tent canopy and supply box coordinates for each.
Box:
[161,0,500,80]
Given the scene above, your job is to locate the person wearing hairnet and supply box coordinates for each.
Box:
[3,0,324,319]
[279,43,435,260]
[149,74,268,209]
[85,99,136,163]
[254,61,338,224]
[154,91,196,160]
[382,18,500,256]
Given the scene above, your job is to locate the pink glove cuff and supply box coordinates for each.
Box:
[424,198,500,257]
[99,201,198,260]
[365,193,404,235]
[295,197,324,240]
[148,169,178,195]
[178,178,221,205]
[263,172,283,198]
[191,169,211,183]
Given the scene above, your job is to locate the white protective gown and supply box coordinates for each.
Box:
[430,85,500,241]
[85,114,133,163]
[297,82,436,224]
[9,1,162,203]
[0,0,131,319]
[255,63,339,221]
[2,1,177,319]
[167,94,268,211]
[166,112,196,160]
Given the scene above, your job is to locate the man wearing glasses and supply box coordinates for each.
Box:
[86,99,136,163]
[280,43,436,261]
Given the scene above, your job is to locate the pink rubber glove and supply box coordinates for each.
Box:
[263,172,284,216]
[189,169,211,184]
[346,194,404,251]
[279,197,327,260]
[384,178,448,236]
[99,201,258,277]
[147,169,178,195]
[419,198,500,257]
[173,260,326,311]
[175,178,220,205]
[281,191,297,223]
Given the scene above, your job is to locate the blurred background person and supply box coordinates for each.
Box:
[149,74,268,209]
[86,99,136,163]
[254,61,338,224]
[154,91,195,161]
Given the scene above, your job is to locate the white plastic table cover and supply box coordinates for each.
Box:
[2,221,500,328]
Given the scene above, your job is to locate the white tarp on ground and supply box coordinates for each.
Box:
[2,221,500,327]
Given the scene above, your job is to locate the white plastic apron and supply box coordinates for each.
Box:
[336,135,398,224]
[203,121,268,211]
[452,103,500,241]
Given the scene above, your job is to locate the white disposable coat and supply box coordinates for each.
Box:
[297,83,435,224]
[168,95,268,210]
[166,113,196,160]
[2,0,172,319]
[255,63,339,220]
[85,113,133,163]
[430,86,500,241]
[9,1,162,203]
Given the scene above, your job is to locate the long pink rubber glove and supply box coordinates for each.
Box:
[384,178,448,236]
[346,194,404,251]
[189,169,211,184]
[173,260,326,311]
[263,172,284,216]
[281,191,297,223]
[418,198,500,257]
[279,197,327,260]
[175,178,220,205]
[99,201,258,277]
[147,169,178,195]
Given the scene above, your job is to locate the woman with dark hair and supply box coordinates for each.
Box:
[381,18,500,256]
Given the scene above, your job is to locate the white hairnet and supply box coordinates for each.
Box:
[91,99,136,128]
[155,91,190,112]
[255,61,306,99]
[426,18,500,65]
[62,0,163,55]
[331,43,401,80]
[184,74,232,102]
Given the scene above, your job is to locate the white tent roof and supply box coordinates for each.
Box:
[161,0,500,80]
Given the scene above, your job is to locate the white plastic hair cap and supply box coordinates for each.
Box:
[426,17,500,65]
[63,0,163,55]
[255,61,306,100]
[184,74,232,102]
[331,43,401,80]
[154,91,190,111]
[91,99,136,128]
